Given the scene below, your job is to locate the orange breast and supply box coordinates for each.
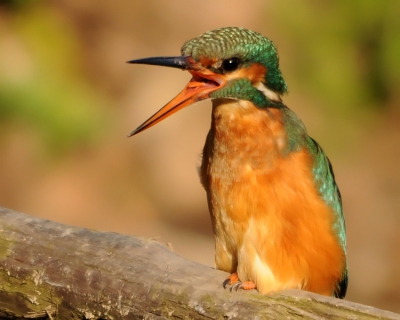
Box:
[200,99,345,296]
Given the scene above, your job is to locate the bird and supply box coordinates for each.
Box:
[127,27,348,299]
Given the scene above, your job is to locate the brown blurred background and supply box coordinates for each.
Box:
[0,0,399,312]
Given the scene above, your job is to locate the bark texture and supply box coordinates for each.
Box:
[0,207,399,320]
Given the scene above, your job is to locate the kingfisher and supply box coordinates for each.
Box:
[128,27,348,298]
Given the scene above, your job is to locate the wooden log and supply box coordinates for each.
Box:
[0,207,399,319]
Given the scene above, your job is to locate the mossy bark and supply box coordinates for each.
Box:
[0,207,399,320]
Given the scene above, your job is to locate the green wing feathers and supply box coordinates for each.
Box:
[306,137,348,298]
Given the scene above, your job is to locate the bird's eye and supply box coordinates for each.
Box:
[221,57,240,73]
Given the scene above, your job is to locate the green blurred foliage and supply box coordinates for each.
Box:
[275,1,400,115]
[0,1,109,156]
[0,0,36,10]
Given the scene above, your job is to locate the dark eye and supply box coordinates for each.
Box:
[221,57,240,73]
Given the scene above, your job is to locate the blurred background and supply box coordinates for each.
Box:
[0,0,399,312]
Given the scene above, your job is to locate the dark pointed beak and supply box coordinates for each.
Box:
[127,56,193,70]
[127,56,226,137]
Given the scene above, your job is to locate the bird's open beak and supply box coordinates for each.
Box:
[127,56,226,136]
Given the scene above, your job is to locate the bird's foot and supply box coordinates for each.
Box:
[230,280,256,292]
[223,272,239,289]
[223,273,256,292]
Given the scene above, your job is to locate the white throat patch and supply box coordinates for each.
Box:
[255,82,281,103]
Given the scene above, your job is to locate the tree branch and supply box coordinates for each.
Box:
[0,207,399,319]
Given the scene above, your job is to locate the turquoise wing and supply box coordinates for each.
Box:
[306,137,348,299]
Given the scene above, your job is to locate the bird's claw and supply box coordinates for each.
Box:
[230,282,243,292]
[222,278,231,289]
[229,280,257,292]
[223,272,239,289]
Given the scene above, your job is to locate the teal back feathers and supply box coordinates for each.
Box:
[306,137,348,298]
[281,106,348,298]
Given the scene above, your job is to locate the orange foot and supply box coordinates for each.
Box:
[223,272,256,292]
[223,272,239,288]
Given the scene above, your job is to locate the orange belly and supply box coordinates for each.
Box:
[200,100,345,296]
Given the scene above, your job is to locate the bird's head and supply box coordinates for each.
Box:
[128,27,287,136]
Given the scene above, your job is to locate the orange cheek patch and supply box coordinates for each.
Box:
[247,63,267,84]
[226,63,267,84]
